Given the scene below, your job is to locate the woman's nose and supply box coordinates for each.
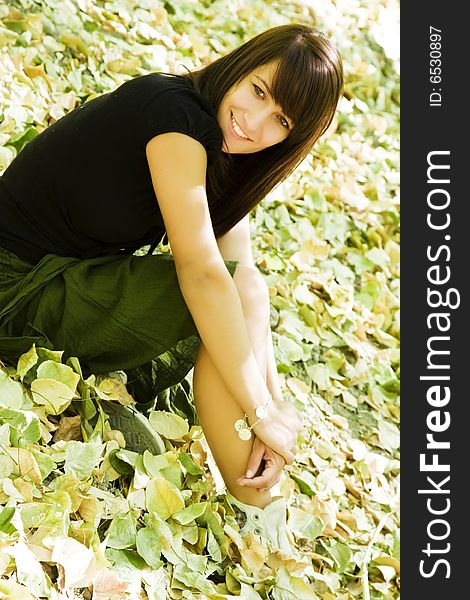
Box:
[245,103,275,133]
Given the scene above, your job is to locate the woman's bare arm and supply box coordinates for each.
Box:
[146,133,280,437]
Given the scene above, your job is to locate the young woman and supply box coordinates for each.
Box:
[0,24,343,549]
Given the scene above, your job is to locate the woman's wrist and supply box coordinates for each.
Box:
[234,394,273,441]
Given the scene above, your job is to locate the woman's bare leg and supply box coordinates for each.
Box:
[193,266,273,509]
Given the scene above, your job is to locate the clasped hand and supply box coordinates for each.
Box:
[237,400,302,492]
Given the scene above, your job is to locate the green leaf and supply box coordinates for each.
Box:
[264,254,285,271]
[133,454,150,489]
[200,509,227,554]
[366,247,390,269]
[377,418,400,452]
[29,448,56,480]
[0,408,41,446]
[0,506,16,534]
[288,508,323,540]
[17,345,39,379]
[271,567,318,599]
[347,250,375,275]
[0,422,9,446]
[149,410,189,440]
[105,547,148,572]
[107,511,136,549]
[276,335,305,362]
[36,347,63,364]
[172,563,215,595]
[318,213,351,244]
[0,369,24,409]
[181,523,199,544]
[145,512,174,550]
[327,540,352,573]
[136,526,162,568]
[207,526,222,562]
[290,470,317,497]
[173,502,207,525]
[306,363,330,391]
[109,448,135,475]
[178,451,204,475]
[64,440,104,480]
[239,582,264,599]
[9,126,39,153]
[143,450,183,489]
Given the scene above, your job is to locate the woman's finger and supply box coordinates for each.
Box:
[239,452,284,489]
[244,437,266,478]
[238,464,278,489]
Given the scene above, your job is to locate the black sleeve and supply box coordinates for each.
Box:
[119,75,223,165]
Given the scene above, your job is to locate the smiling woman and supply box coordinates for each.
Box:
[0,23,343,554]
[184,24,343,237]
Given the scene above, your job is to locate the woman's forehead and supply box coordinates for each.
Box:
[248,61,278,82]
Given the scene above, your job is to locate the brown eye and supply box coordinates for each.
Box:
[253,84,265,98]
[279,116,290,129]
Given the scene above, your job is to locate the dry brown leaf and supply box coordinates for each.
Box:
[53,415,82,442]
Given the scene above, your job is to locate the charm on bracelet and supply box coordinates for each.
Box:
[234,397,272,441]
[234,418,252,440]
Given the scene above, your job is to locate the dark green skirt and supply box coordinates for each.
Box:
[0,246,237,416]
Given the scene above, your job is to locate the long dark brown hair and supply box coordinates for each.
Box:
[180,24,343,237]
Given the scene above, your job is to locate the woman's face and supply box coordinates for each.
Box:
[218,62,292,154]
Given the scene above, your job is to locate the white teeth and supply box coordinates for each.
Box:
[231,114,249,139]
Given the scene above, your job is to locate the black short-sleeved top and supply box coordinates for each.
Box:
[0,73,223,263]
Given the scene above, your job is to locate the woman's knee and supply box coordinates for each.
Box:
[233,265,270,315]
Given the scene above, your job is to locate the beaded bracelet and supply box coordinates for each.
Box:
[234,397,272,441]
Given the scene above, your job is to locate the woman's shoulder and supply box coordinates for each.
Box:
[118,72,214,116]
[116,72,222,160]
[122,71,190,93]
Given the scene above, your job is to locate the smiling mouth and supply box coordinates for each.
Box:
[230,112,251,141]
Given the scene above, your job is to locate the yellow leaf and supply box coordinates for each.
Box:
[5,448,42,484]
[97,378,135,406]
[373,555,400,575]
[240,536,268,575]
[12,477,34,502]
[31,378,77,414]
[78,497,101,523]
[190,440,207,466]
[146,475,185,520]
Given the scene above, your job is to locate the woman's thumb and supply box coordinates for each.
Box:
[245,439,265,478]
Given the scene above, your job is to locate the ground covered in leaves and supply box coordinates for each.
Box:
[0,0,399,598]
